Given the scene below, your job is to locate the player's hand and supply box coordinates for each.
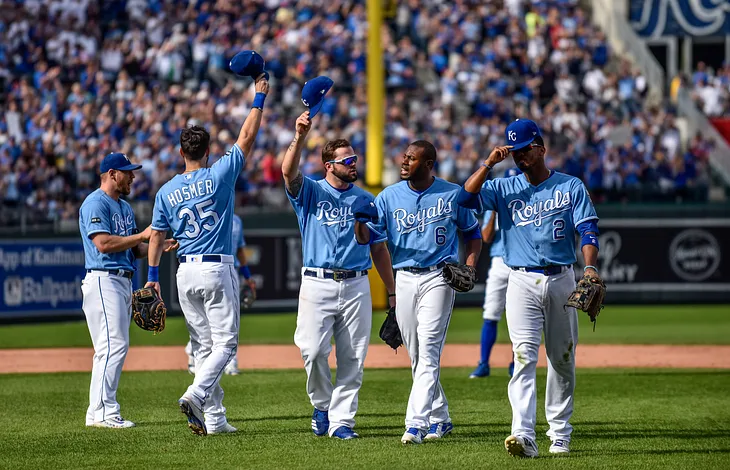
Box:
[388,294,396,309]
[584,266,599,278]
[484,145,513,168]
[163,239,179,252]
[247,279,257,298]
[296,111,312,136]
[139,225,153,242]
[254,75,269,95]
[144,281,162,300]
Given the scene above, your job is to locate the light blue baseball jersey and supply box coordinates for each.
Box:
[231,213,246,268]
[482,210,504,258]
[475,171,598,267]
[79,189,138,270]
[368,178,479,270]
[151,144,245,256]
[287,177,384,271]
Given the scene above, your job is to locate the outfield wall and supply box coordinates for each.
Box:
[1,207,729,320]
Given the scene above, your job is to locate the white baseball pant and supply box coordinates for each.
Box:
[395,267,455,431]
[176,255,240,430]
[81,271,132,424]
[482,256,510,321]
[505,267,578,443]
[294,269,372,435]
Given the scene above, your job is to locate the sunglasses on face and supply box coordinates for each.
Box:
[327,155,358,166]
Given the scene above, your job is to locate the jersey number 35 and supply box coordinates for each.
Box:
[178,200,220,237]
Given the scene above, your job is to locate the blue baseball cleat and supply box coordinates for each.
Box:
[331,426,359,439]
[311,408,329,436]
[469,362,490,378]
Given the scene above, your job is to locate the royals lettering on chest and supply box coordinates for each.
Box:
[393,198,452,233]
[167,179,214,207]
[112,212,134,235]
[316,200,354,227]
[508,190,572,227]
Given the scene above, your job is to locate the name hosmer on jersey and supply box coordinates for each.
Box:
[165,179,215,208]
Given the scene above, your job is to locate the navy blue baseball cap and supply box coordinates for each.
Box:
[229,50,269,80]
[100,152,142,173]
[505,119,542,151]
[301,76,334,118]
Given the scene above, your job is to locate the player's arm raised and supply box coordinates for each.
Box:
[236,75,270,159]
[281,111,312,197]
[457,146,512,210]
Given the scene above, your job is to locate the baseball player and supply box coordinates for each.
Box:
[79,152,177,428]
[282,107,396,440]
[457,119,601,457]
[186,212,255,376]
[145,75,269,436]
[354,140,482,445]
[469,168,520,379]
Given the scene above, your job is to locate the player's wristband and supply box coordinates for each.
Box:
[482,162,493,172]
[584,265,598,273]
[148,265,159,282]
[388,293,396,298]
[239,265,251,280]
[252,92,266,110]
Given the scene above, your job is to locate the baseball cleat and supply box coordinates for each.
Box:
[208,423,238,434]
[508,361,515,377]
[549,439,570,454]
[187,357,195,375]
[424,422,453,440]
[178,396,207,436]
[87,416,136,428]
[311,408,329,436]
[505,435,538,458]
[401,427,426,445]
[470,362,490,378]
[224,358,239,376]
[331,426,359,439]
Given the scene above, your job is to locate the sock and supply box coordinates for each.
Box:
[480,320,499,365]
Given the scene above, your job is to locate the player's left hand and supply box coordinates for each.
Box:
[144,281,162,300]
[163,239,179,252]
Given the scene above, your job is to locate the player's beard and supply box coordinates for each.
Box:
[332,166,358,183]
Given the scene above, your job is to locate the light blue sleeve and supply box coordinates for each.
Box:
[211,144,246,189]
[456,201,479,232]
[286,174,317,211]
[571,179,599,227]
[81,198,111,237]
[478,180,499,212]
[151,190,170,231]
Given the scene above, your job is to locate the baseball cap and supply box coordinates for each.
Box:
[229,50,269,80]
[505,119,542,151]
[301,76,334,118]
[100,152,142,173]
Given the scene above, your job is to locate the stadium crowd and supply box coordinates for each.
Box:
[0,0,718,225]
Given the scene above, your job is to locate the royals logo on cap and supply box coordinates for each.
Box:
[100,152,143,173]
[505,119,542,151]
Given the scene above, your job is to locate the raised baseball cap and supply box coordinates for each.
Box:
[229,50,269,80]
[100,152,142,173]
[301,76,334,118]
[505,119,542,151]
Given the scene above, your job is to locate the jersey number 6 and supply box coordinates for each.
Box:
[178,199,220,238]
[435,226,447,246]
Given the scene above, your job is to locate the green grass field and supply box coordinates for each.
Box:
[1,368,728,469]
[0,305,728,349]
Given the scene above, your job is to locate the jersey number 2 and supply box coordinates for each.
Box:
[435,226,447,246]
[178,200,220,238]
[553,220,565,240]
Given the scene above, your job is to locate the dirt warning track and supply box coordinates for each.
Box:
[1,344,728,374]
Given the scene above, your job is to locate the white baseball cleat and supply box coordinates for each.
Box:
[178,395,207,436]
[505,435,538,458]
[401,428,426,445]
[224,358,239,376]
[549,439,570,454]
[87,416,136,428]
[208,422,238,434]
[424,422,453,440]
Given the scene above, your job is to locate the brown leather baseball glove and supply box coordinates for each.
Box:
[132,287,167,334]
[566,272,606,329]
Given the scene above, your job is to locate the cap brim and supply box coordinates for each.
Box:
[509,139,534,151]
[117,164,143,171]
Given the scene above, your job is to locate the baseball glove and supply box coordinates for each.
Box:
[565,273,606,329]
[132,287,167,334]
[379,306,403,351]
[240,282,256,309]
[442,263,477,293]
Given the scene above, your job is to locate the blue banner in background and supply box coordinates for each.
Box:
[630,0,730,38]
[0,240,87,318]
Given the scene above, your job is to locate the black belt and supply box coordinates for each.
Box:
[399,261,447,273]
[303,269,368,282]
[511,265,569,276]
[179,255,223,263]
[87,269,134,279]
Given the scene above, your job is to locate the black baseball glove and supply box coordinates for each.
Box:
[132,287,167,334]
[379,306,402,351]
[442,263,477,292]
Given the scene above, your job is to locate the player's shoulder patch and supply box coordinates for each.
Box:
[91,217,102,223]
